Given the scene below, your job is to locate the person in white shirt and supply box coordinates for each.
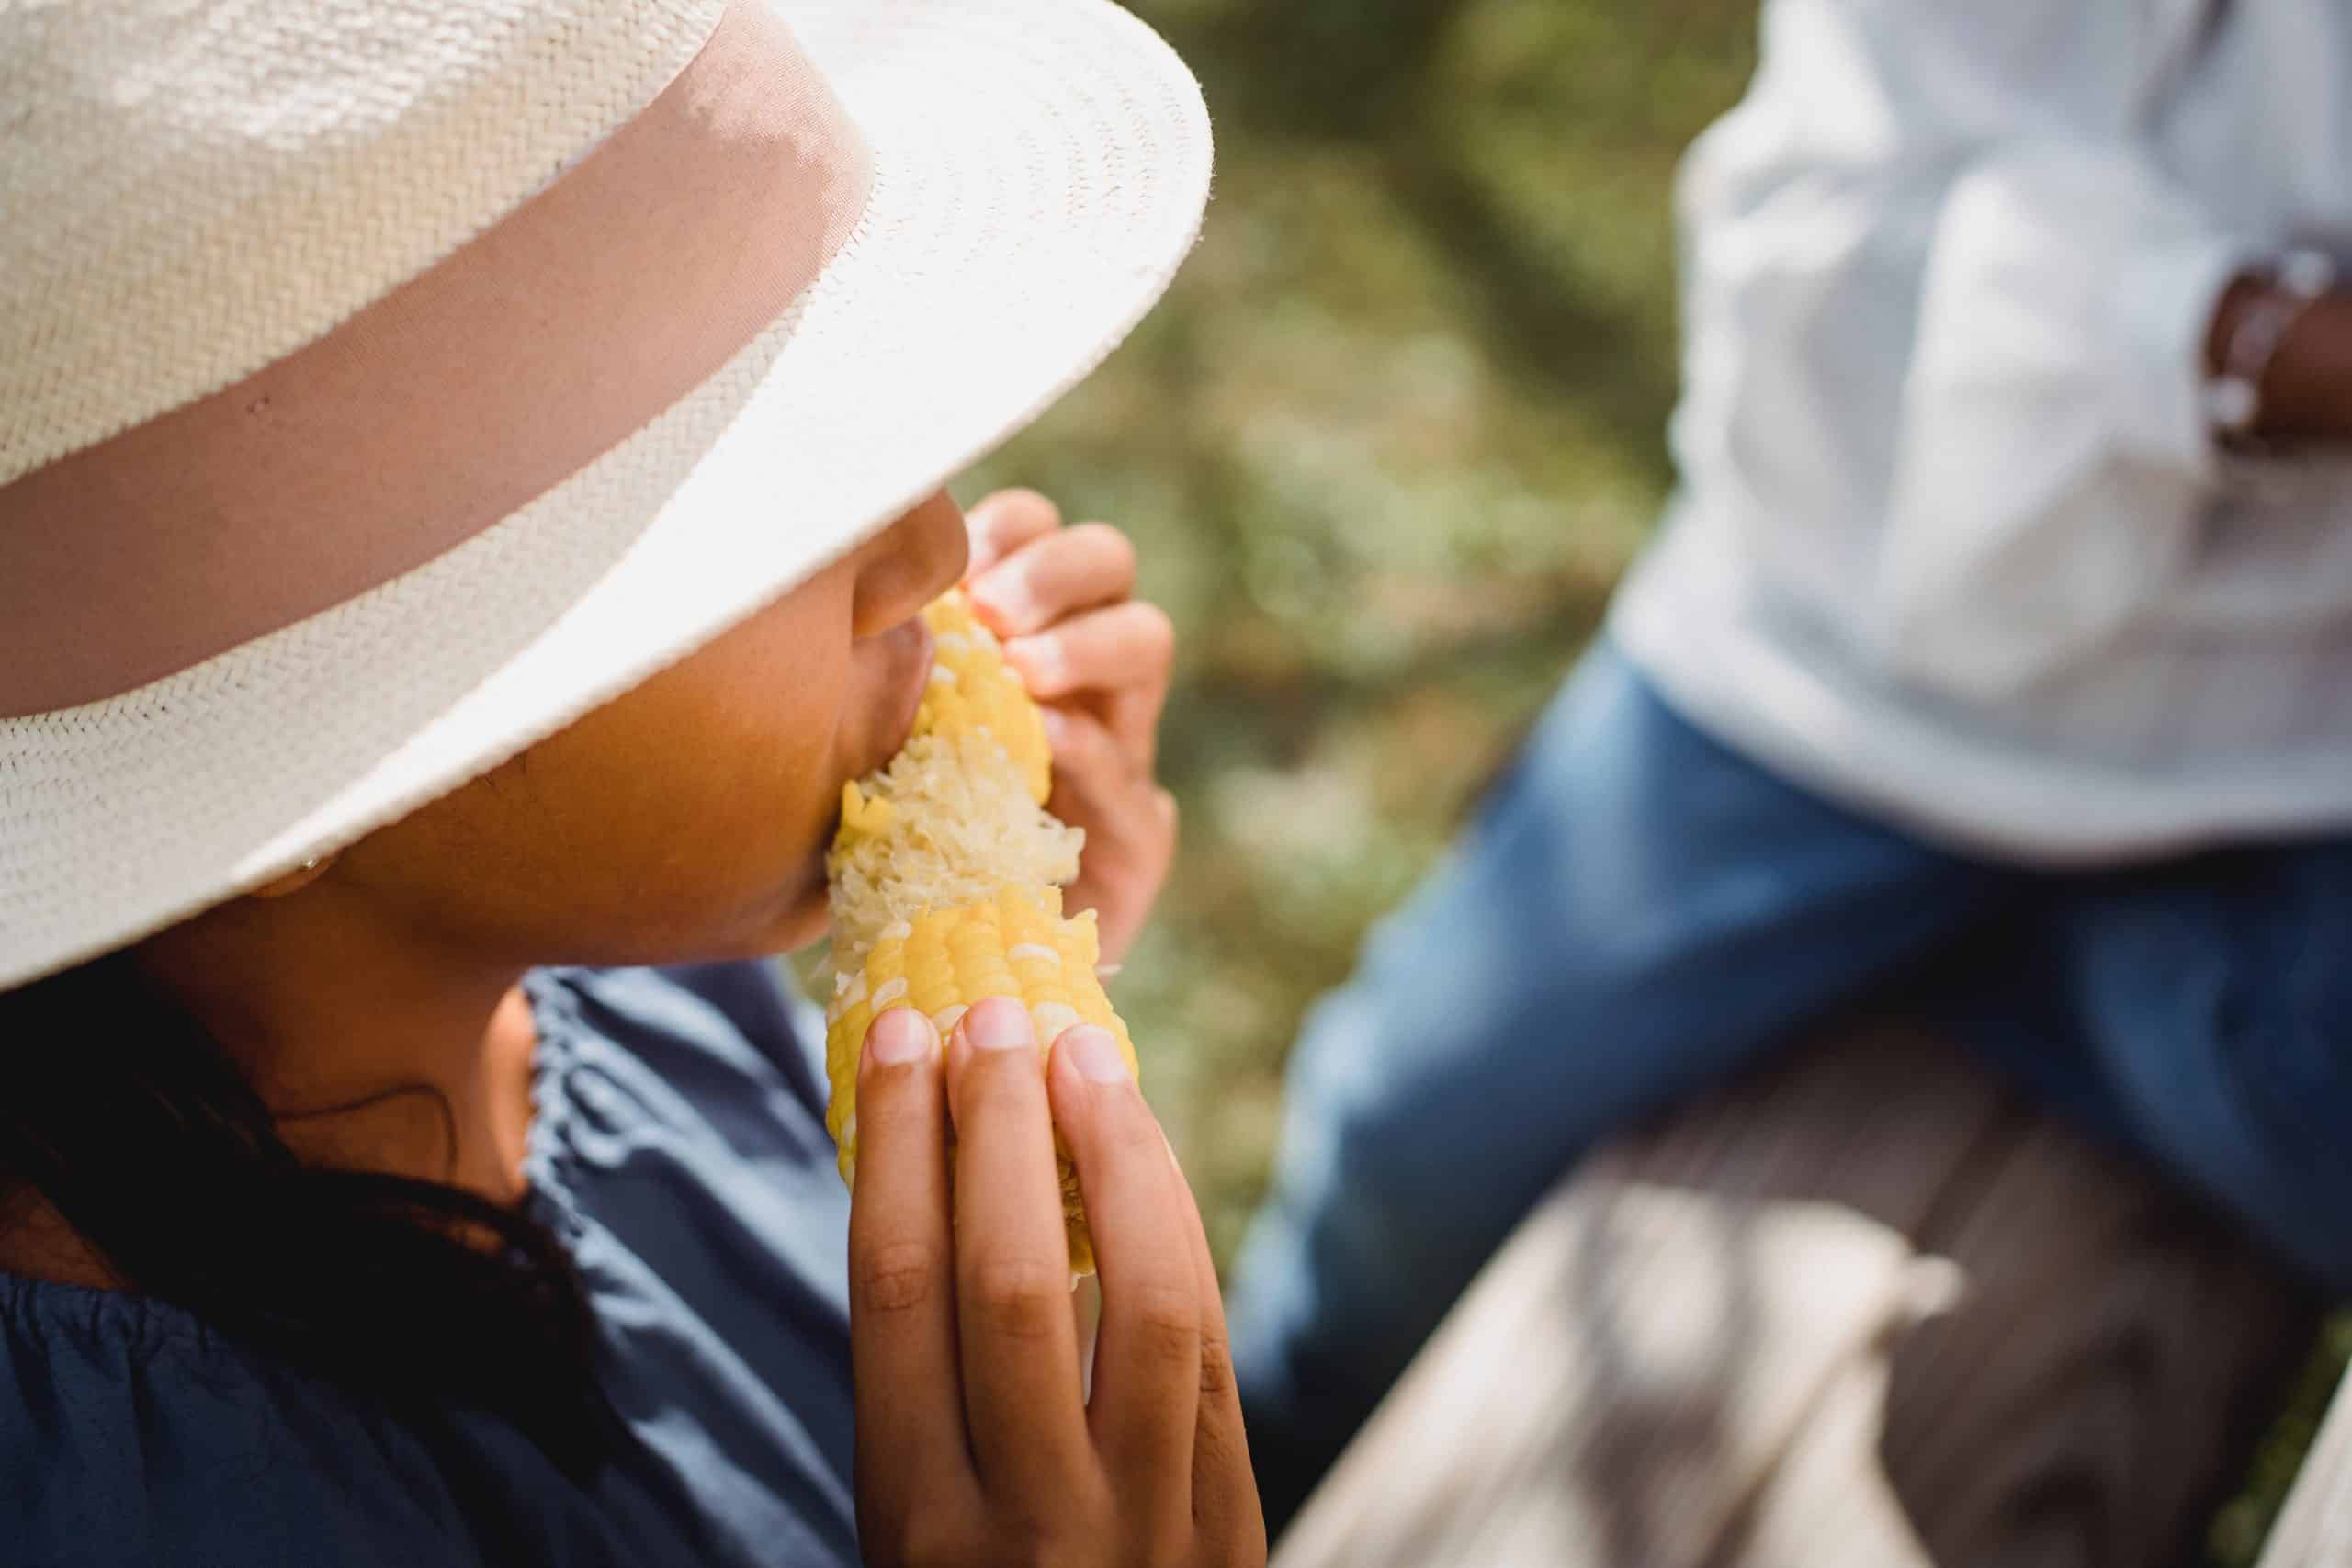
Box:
[1227,0,2352,1529]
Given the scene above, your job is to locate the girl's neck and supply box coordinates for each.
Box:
[135,889,544,1205]
[0,979,541,1292]
[0,1190,120,1290]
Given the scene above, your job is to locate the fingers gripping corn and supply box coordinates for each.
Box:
[829,885,1139,1275]
[823,591,1136,1274]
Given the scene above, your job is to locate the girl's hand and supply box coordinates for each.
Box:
[848,999,1266,1567]
[962,490,1176,966]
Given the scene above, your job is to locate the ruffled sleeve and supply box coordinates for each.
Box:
[1,959,860,1567]
[0,1273,615,1566]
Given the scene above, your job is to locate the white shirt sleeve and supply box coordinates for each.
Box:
[1674,0,2257,700]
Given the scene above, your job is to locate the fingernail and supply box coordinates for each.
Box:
[1006,635,1064,687]
[1061,1025,1130,1084]
[965,996,1035,1052]
[865,1006,934,1066]
[970,573,1034,629]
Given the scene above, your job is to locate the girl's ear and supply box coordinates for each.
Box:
[247,852,340,900]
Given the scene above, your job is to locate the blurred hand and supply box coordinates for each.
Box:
[2205,274,2352,443]
[962,489,1178,966]
[848,998,1266,1568]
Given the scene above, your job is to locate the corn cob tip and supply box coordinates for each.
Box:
[919,592,1054,807]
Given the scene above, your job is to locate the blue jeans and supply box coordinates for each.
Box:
[1226,644,2352,1526]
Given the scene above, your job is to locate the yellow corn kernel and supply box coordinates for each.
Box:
[837,781,895,838]
[917,591,1053,807]
[825,882,1137,1276]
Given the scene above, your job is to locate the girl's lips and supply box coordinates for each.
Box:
[866,615,935,773]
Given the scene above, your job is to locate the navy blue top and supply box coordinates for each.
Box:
[0,962,862,1567]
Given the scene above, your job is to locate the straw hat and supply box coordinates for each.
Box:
[0,0,1212,990]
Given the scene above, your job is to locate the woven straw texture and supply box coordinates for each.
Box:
[0,0,729,490]
[0,0,1213,988]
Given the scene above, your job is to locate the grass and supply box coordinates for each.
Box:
[942,1,2346,1558]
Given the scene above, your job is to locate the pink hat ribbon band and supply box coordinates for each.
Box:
[0,0,873,719]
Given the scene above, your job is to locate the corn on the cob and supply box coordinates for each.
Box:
[915,589,1054,807]
[824,590,1136,1275]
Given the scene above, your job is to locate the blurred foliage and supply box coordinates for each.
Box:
[967,0,1755,1270]
[950,2,2345,1561]
[2208,1317,2352,1567]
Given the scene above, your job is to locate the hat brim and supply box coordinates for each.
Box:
[0,0,1211,988]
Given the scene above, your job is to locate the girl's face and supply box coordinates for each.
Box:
[328,490,971,966]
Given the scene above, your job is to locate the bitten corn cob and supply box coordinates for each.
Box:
[824,590,1138,1275]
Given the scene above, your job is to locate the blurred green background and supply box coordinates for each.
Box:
[951,1,2341,1560]
[968,0,1743,1274]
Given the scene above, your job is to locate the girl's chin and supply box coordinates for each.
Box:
[765,891,835,956]
[695,885,832,964]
